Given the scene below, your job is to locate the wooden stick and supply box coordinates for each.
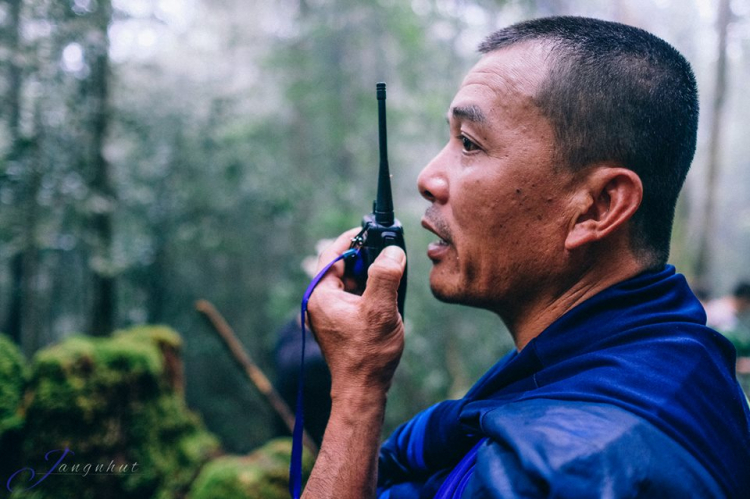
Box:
[195,299,319,456]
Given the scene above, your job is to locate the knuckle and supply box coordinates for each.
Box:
[363,302,399,331]
[306,292,324,312]
[363,306,387,327]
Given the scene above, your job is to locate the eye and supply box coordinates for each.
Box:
[461,135,480,153]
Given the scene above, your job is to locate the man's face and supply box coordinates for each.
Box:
[418,44,580,312]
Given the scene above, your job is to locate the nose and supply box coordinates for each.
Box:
[417,145,449,204]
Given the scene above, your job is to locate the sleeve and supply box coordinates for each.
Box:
[461,399,726,498]
[378,400,480,498]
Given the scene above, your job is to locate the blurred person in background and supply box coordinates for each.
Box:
[274,240,335,446]
[705,281,750,340]
[706,281,750,386]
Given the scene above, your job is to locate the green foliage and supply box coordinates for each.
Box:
[5,0,745,460]
[113,324,183,352]
[0,334,26,435]
[17,326,220,499]
[0,334,27,479]
[188,438,314,499]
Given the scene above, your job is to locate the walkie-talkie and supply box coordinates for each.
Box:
[346,82,407,316]
[290,83,407,499]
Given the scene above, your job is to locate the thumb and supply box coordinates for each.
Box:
[362,245,406,306]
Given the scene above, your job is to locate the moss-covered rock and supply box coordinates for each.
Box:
[0,334,26,434]
[0,334,27,479]
[13,326,220,499]
[188,438,314,499]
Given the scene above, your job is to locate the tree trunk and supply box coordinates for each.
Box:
[693,0,731,286]
[3,0,42,355]
[4,0,22,343]
[20,105,44,355]
[146,234,168,324]
[88,0,116,336]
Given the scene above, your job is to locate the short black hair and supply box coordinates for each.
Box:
[479,17,699,267]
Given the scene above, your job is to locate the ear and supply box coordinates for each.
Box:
[565,167,643,251]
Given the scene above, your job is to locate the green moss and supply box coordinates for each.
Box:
[0,334,27,479]
[16,326,220,499]
[4,327,312,499]
[113,324,183,351]
[0,334,26,434]
[188,438,314,499]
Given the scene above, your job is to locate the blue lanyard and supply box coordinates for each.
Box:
[433,438,486,499]
[289,245,479,499]
[289,247,360,499]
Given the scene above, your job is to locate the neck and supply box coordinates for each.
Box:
[503,253,647,351]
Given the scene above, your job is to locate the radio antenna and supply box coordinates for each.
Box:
[374,82,394,226]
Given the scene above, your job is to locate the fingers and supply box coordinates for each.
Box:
[316,228,360,269]
[362,246,406,308]
[314,227,361,289]
[311,230,406,312]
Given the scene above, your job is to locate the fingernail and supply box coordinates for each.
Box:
[383,245,405,263]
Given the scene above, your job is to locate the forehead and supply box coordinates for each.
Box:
[451,43,551,119]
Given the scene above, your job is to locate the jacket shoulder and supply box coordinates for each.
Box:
[464,399,726,498]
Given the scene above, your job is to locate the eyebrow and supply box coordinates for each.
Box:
[448,105,487,124]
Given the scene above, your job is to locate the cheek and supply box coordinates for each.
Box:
[452,176,521,240]
[452,177,566,265]
[450,179,518,276]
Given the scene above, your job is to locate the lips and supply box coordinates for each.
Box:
[422,216,452,260]
[421,217,450,242]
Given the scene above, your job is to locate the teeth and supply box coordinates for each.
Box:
[437,238,448,246]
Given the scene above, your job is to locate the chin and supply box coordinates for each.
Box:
[430,285,460,304]
[429,274,469,305]
[429,270,500,311]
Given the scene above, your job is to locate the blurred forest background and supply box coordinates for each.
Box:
[1,0,749,455]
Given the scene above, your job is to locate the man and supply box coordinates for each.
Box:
[706,281,750,392]
[706,281,750,336]
[303,17,750,498]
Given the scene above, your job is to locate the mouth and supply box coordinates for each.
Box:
[421,218,450,243]
[421,217,452,260]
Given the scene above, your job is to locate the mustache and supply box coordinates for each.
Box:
[424,205,453,242]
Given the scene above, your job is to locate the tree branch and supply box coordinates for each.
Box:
[195,299,319,456]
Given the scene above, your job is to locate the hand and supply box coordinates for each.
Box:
[307,228,407,399]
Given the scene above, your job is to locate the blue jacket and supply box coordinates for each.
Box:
[378,266,750,498]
